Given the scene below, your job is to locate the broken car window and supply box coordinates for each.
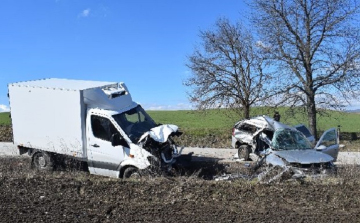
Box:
[238,123,257,134]
[295,125,312,138]
[271,128,312,151]
[320,129,337,147]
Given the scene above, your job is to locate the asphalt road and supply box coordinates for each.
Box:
[1,142,360,165]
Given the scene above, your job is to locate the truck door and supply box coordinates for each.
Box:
[87,115,126,178]
[315,128,339,161]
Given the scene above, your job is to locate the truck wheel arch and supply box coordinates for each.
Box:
[121,166,140,179]
[32,151,54,171]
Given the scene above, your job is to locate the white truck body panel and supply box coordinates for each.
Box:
[8,78,133,159]
[8,78,182,178]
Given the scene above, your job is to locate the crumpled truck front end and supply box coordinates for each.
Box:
[131,124,186,174]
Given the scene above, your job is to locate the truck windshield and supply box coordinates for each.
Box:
[112,105,157,142]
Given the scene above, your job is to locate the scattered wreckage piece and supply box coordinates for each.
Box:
[232,115,339,179]
[213,163,302,183]
[214,173,254,181]
[257,166,296,184]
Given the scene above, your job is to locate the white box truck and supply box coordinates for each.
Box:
[8,78,185,178]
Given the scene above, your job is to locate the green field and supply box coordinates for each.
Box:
[149,108,360,134]
[1,109,359,148]
[1,108,360,133]
[0,112,11,125]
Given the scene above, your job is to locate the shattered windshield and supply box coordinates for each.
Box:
[112,105,157,142]
[271,128,312,151]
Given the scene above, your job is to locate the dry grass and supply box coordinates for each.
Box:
[340,140,360,152]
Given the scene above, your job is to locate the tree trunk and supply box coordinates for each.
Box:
[243,105,250,119]
[307,93,318,140]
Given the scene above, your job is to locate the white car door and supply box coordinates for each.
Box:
[87,115,126,178]
[315,128,339,161]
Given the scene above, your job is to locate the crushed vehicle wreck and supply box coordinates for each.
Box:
[232,116,339,178]
[8,78,188,178]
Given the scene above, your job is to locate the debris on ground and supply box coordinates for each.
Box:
[1,157,360,222]
[0,125,12,142]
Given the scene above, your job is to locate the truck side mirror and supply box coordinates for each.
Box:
[111,133,127,147]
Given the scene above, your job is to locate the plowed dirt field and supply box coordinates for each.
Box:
[1,157,360,222]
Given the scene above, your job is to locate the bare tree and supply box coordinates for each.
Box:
[252,0,360,138]
[184,18,270,119]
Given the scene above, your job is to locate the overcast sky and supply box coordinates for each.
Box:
[0,0,249,112]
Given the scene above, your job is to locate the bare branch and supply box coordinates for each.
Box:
[252,0,360,138]
[185,18,271,118]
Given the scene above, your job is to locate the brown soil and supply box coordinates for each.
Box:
[1,157,360,222]
[0,125,12,142]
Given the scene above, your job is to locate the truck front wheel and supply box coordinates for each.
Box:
[123,167,141,179]
[32,151,54,171]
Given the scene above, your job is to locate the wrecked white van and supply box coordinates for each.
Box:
[8,78,184,178]
[232,116,339,175]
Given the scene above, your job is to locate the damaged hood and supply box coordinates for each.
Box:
[272,149,334,164]
[138,124,179,143]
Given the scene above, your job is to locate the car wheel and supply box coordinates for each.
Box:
[123,167,141,179]
[32,151,54,171]
[238,145,251,161]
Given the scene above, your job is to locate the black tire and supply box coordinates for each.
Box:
[238,145,251,161]
[123,167,141,179]
[32,151,54,171]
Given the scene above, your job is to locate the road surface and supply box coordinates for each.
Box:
[1,142,359,165]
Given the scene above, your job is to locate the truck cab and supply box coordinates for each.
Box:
[86,105,181,178]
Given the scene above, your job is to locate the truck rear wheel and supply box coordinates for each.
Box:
[123,167,141,179]
[32,151,54,171]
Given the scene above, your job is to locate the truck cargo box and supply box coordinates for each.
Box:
[8,78,133,158]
